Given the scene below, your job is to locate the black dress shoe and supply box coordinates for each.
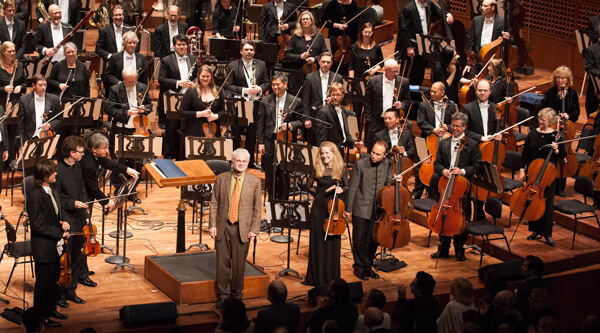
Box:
[215,298,226,309]
[430,251,449,259]
[87,271,95,276]
[353,270,368,281]
[67,294,86,304]
[456,252,467,262]
[527,232,541,240]
[50,310,68,320]
[79,277,97,287]
[367,269,380,279]
[544,237,556,247]
[57,299,68,308]
[43,318,62,327]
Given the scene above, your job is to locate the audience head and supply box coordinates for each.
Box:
[451,278,474,306]
[529,288,551,313]
[220,297,250,331]
[322,319,341,333]
[522,255,544,277]
[494,290,516,312]
[365,288,386,309]
[267,280,288,304]
[363,307,384,329]
[412,271,436,297]
[484,268,508,297]
[328,278,350,305]
[537,316,561,333]
[582,315,600,333]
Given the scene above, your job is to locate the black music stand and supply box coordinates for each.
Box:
[61,99,98,134]
[269,200,309,280]
[255,42,279,65]
[209,38,241,61]
[416,34,454,64]
[164,92,184,160]
[115,134,162,204]
[106,177,138,274]
[224,96,251,127]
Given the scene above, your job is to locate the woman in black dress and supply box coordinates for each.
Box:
[518,107,566,247]
[304,141,348,286]
[179,65,225,138]
[431,46,472,105]
[47,42,90,100]
[286,11,327,68]
[212,0,241,39]
[486,59,513,104]
[0,41,25,163]
[323,0,358,58]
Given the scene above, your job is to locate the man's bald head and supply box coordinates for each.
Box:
[267,280,288,304]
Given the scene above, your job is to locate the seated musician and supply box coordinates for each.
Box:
[17,74,62,144]
[153,5,189,59]
[315,82,362,153]
[212,0,241,39]
[257,72,303,201]
[259,0,297,44]
[467,0,511,55]
[102,31,148,91]
[35,4,72,73]
[95,5,136,62]
[302,52,343,146]
[430,112,481,261]
[37,0,81,27]
[0,1,27,60]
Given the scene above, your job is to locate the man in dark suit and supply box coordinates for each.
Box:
[1,0,28,22]
[373,109,416,160]
[344,140,393,281]
[392,271,439,332]
[209,148,262,309]
[364,59,411,152]
[431,112,481,261]
[153,5,189,59]
[259,0,297,44]
[315,82,361,152]
[257,72,303,201]
[17,75,62,144]
[35,4,73,68]
[254,280,300,333]
[395,0,452,86]
[226,40,270,168]
[467,0,510,54]
[302,52,343,146]
[0,0,26,59]
[102,30,148,89]
[28,159,70,327]
[95,5,135,62]
[37,0,81,27]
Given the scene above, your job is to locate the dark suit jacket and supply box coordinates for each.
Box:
[0,62,26,107]
[589,15,600,35]
[364,74,411,125]
[28,186,63,263]
[158,53,199,93]
[0,18,26,59]
[35,22,72,56]
[38,0,81,27]
[585,42,600,76]
[257,92,303,145]
[316,104,355,149]
[94,23,136,60]
[47,59,90,98]
[53,159,87,231]
[258,1,297,43]
[102,51,148,89]
[302,70,343,119]
[153,21,189,59]
[226,58,270,98]
[373,127,416,161]
[434,135,481,178]
[462,100,498,142]
[416,99,455,138]
[80,148,127,206]
[467,14,505,54]
[395,0,441,54]
[17,92,62,142]
[1,0,29,22]
[254,302,301,333]
[346,155,393,219]
[106,81,152,126]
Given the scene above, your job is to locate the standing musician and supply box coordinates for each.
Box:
[0,0,28,23]
[153,5,189,59]
[303,141,348,287]
[28,159,70,328]
[35,4,73,71]
[226,40,270,169]
[37,0,82,27]
[0,102,7,191]
[209,148,262,309]
[95,5,135,62]
[212,0,241,39]
[432,45,471,105]
[91,0,126,27]
[541,66,579,197]
[363,59,411,151]
[102,31,148,90]
[467,0,511,54]
[0,41,24,107]
[518,108,566,247]
[159,34,199,159]
[322,0,358,67]
[343,140,393,281]
[486,59,514,104]
[259,0,297,44]
[257,72,303,201]
[585,25,600,119]
[302,51,342,146]
[315,82,361,152]
[17,75,62,144]
[395,0,453,86]
[286,11,327,69]
[53,136,94,308]
[374,108,416,160]
[0,1,27,60]
[430,112,481,261]
[47,42,90,99]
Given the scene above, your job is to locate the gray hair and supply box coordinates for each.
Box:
[88,132,109,149]
[452,112,469,126]
[384,59,398,69]
[232,148,250,160]
[64,41,77,53]
[122,31,138,45]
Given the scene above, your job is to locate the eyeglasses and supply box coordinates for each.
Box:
[74,150,85,154]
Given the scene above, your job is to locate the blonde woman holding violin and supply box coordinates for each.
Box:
[303,141,348,287]
[286,11,327,68]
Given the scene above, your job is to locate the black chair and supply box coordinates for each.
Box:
[464,197,512,268]
[501,151,524,226]
[514,106,530,148]
[1,220,34,293]
[412,198,437,247]
[553,176,600,249]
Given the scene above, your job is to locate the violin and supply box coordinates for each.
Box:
[276,107,293,142]
[38,113,55,138]
[83,211,101,257]
[58,238,72,287]
[277,16,290,61]
[334,17,351,64]
[427,137,469,237]
[133,92,150,136]
[323,179,346,238]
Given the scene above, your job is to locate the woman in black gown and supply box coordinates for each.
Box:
[0,41,25,162]
[304,141,348,287]
[286,11,327,68]
[47,42,90,99]
[212,0,241,39]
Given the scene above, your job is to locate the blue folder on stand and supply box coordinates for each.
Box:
[153,159,187,178]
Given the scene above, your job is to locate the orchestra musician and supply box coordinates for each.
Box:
[303,141,348,287]
[35,4,73,72]
[95,5,136,63]
[373,108,416,161]
[430,112,481,261]
[584,27,600,118]
[0,0,28,23]
[395,0,453,86]
[467,0,510,54]
[102,30,148,90]
[257,72,303,200]
[47,42,90,100]
[0,1,26,60]
[286,11,328,69]
[226,40,270,169]
[0,91,7,191]
[53,136,94,308]
[153,5,189,59]
[259,0,297,44]
[17,74,62,144]
[363,59,410,151]
[37,0,82,27]
[29,158,70,328]
[212,0,241,39]
[0,41,24,108]
[159,34,199,159]
[322,0,358,66]
[518,108,566,247]
[344,140,393,281]
[432,45,471,105]
[302,51,343,146]
[486,59,514,104]
[91,0,126,27]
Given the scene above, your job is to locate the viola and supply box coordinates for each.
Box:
[323,179,346,237]
[277,16,290,61]
[83,211,101,257]
[427,137,469,237]
[58,238,72,287]
[334,17,351,64]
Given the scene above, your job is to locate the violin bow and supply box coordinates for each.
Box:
[306,22,327,53]
[395,56,413,101]
[540,135,596,149]
[363,51,399,75]
[209,69,234,110]
[388,155,432,184]
[496,81,552,105]
[344,5,373,25]
[58,69,73,101]
[470,54,496,87]
[281,0,307,23]
[420,92,445,126]
[326,55,344,100]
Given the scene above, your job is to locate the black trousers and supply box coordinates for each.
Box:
[351,215,378,272]
[529,179,556,237]
[586,79,598,118]
[60,234,86,298]
[34,260,60,318]
[263,139,290,201]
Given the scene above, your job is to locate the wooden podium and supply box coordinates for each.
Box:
[145,160,216,252]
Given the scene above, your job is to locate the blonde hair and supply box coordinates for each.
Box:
[314,142,344,179]
[488,59,506,77]
[551,66,573,88]
[194,65,219,98]
[538,107,558,126]
[293,11,317,37]
[451,278,474,306]
[0,41,17,70]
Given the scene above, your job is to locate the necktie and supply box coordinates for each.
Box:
[229,177,240,223]
[47,188,58,215]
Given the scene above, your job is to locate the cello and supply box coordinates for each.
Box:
[500,69,518,151]
[473,109,506,202]
[477,0,522,70]
[419,94,451,186]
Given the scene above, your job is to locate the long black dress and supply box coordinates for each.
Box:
[304,168,348,287]
[179,87,225,137]
[348,44,383,79]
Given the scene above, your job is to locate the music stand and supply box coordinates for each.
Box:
[416,34,454,64]
[3,101,19,125]
[255,42,279,65]
[106,176,138,274]
[164,92,184,120]
[208,38,241,61]
[224,96,251,127]
[115,134,162,203]
[269,200,309,279]
[470,161,502,223]
[62,99,98,134]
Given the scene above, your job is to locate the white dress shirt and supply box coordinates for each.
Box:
[114,23,124,53]
[123,51,136,75]
[481,16,495,47]
[242,59,257,96]
[382,77,395,116]
[274,92,287,133]
[415,0,428,35]
[275,1,284,34]
[478,101,489,136]
[335,106,347,143]
[5,18,14,41]
[49,23,65,62]
[320,70,329,105]
[33,93,45,138]
[389,128,399,147]
[433,100,443,128]
[176,54,190,93]
[450,134,465,169]
[168,21,179,52]
[124,85,138,128]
